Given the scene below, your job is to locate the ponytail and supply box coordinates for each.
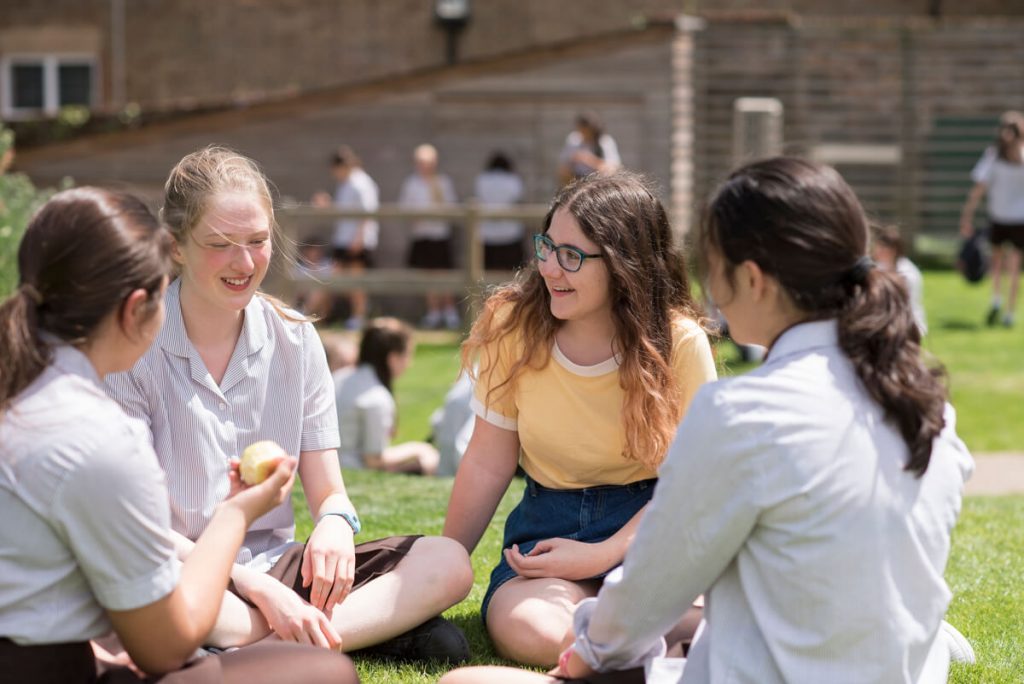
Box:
[0,187,172,418]
[703,156,948,477]
[837,269,947,476]
[0,286,51,415]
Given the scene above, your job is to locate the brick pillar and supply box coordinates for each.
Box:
[670,15,705,237]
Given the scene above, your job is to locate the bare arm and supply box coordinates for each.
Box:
[107,459,296,675]
[443,416,521,554]
[298,447,358,612]
[960,182,988,236]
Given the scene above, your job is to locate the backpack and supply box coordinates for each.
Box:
[957,231,989,284]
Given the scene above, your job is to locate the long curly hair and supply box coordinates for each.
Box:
[463,171,703,470]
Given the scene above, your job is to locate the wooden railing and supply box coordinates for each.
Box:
[271,202,551,316]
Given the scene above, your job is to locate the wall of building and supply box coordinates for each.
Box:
[3,0,1024,115]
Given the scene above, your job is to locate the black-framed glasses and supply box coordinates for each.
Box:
[533,233,603,273]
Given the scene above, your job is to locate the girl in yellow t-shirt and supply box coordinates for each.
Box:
[443,171,717,667]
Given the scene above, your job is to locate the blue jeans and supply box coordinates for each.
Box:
[481,475,657,621]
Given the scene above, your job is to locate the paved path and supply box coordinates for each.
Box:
[966,453,1024,496]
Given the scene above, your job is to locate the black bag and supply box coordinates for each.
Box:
[957,231,989,284]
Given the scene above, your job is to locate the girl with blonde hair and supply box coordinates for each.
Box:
[106,146,473,662]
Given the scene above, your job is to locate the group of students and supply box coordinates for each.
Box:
[306,110,624,332]
[1,142,974,684]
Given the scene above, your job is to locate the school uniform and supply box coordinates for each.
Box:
[334,364,396,471]
[1,344,356,683]
[572,320,974,683]
[105,279,415,579]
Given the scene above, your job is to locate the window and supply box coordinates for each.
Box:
[1,55,97,119]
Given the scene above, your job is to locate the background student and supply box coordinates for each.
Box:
[960,110,1024,328]
[335,317,440,475]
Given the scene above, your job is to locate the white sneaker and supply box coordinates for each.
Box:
[941,620,975,665]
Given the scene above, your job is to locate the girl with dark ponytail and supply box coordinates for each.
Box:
[441,157,974,684]
[0,188,355,683]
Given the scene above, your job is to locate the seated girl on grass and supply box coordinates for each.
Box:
[443,171,718,667]
[105,146,473,662]
[0,188,355,683]
[441,156,974,684]
[334,317,440,475]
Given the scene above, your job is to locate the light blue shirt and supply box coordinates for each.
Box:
[574,320,973,683]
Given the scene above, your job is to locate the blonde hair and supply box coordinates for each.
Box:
[162,145,304,321]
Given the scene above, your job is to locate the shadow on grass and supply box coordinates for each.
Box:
[939,319,981,331]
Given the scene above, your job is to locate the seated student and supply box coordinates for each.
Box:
[105,146,472,662]
[0,188,355,683]
[443,171,718,667]
[429,371,475,477]
[870,221,927,336]
[440,157,974,684]
[335,317,440,475]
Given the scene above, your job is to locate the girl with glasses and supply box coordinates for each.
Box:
[0,188,355,682]
[441,157,973,684]
[443,171,717,667]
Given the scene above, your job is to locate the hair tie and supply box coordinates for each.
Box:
[844,256,875,285]
[18,283,43,306]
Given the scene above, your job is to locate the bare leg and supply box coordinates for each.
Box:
[330,535,472,651]
[381,441,440,475]
[206,589,272,648]
[991,247,1005,301]
[485,576,600,667]
[440,667,556,684]
[1004,248,1022,317]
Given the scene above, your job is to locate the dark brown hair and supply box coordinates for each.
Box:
[358,317,413,393]
[700,156,946,476]
[0,187,173,414]
[463,170,704,470]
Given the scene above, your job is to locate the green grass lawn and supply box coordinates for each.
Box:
[305,268,1023,682]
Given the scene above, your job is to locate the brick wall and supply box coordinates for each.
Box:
[4,0,1024,114]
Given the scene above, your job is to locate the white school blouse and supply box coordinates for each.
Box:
[0,345,179,644]
[332,167,380,250]
[398,172,457,241]
[970,146,1024,224]
[573,320,973,684]
[106,279,340,565]
[334,364,394,470]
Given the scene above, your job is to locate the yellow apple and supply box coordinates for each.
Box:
[239,440,286,485]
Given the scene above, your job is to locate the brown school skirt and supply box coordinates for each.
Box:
[259,534,420,601]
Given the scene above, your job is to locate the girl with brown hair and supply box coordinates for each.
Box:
[441,157,973,684]
[0,188,356,682]
[960,110,1024,327]
[443,170,717,667]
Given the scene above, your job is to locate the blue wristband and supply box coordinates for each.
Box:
[317,510,361,535]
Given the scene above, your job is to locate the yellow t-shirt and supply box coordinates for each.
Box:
[471,314,717,489]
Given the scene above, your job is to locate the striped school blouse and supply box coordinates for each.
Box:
[106,279,339,564]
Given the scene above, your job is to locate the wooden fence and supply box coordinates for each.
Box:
[270,203,551,316]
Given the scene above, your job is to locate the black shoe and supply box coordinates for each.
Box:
[987,305,1001,326]
[354,616,470,664]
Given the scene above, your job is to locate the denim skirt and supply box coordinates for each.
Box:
[481,475,657,621]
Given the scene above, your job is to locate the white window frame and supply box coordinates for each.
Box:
[1,53,99,120]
